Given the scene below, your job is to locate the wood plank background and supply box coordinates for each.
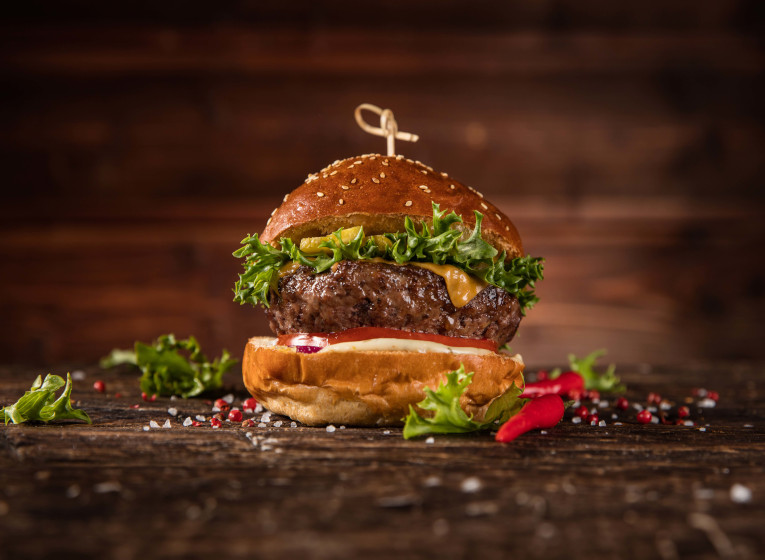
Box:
[1,1,764,366]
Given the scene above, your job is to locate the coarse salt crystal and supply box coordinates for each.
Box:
[614,422,623,426]
[326,425,336,433]
[684,420,695,427]
[167,408,178,417]
[273,421,283,427]
[195,415,206,422]
[539,431,547,435]
[149,420,160,429]
[423,476,442,487]
[699,427,707,432]
[698,398,716,408]
[143,426,150,432]
[222,394,234,404]
[183,417,192,427]
[572,417,582,424]
[257,422,266,428]
[660,402,672,411]
[599,400,609,409]
[460,477,483,493]
[255,404,264,413]
[339,425,346,430]
[211,406,220,413]
[162,419,171,429]
[425,437,435,444]
[71,370,86,381]
[650,416,660,424]
[290,422,297,428]
[611,414,618,420]
[598,420,606,427]
[383,430,391,434]
[730,483,752,504]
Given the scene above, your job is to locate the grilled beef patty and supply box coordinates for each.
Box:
[266,260,522,346]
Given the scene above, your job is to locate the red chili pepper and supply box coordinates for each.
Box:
[495,394,565,443]
[521,371,584,399]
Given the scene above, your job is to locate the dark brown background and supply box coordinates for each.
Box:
[1,1,764,366]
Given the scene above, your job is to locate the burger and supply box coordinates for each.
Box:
[233,153,543,427]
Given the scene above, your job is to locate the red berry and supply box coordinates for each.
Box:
[228,409,243,422]
[93,380,106,393]
[204,400,213,406]
[192,421,202,427]
[568,389,583,401]
[678,406,690,419]
[586,390,600,402]
[647,392,661,405]
[142,392,148,401]
[210,418,222,428]
[575,405,589,419]
[637,410,652,424]
[707,391,719,402]
[537,371,549,381]
[130,404,140,409]
[616,397,629,410]
[242,419,255,428]
[113,392,122,399]
[214,398,230,411]
[243,398,258,411]
[587,413,599,424]
[150,394,157,402]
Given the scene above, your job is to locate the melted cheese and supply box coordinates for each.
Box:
[409,262,487,308]
[318,338,496,356]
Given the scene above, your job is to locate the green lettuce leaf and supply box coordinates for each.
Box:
[101,334,237,398]
[402,364,525,439]
[2,373,91,425]
[233,202,544,312]
[567,349,624,393]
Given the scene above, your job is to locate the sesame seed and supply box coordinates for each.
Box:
[415,160,422,165]
[354,160,362,165]
[396,155,404,160]
[380,172,386,178]
[372,177,380,184]
[406,158,414,163]
[495,213,501,220]
[348,165,355,169]
[441,172,448,177]
[270,208,277,216]
[421,170,428,174]
[405,201,413,207]
[341,185,350,190]
[330,171,337,176]
[339,199,345,205]
[480,202,488,210]
[283,194,289,202]
[418,185,429,190]
[382,160,389,166]
[323,174,328,178]
[351,178,357,184]
[266,217,272,225]
[505,226,510,231]
[369,156,376,160]
[450,184,455,189]
[317,192,325,197]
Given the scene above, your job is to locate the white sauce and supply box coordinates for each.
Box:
[318,338,497,356]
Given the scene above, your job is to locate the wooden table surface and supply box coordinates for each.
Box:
[1,362,763,559]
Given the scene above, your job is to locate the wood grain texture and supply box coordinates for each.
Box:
[0,362,763,559]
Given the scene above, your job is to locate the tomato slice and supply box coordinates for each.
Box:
[278,327,498,353]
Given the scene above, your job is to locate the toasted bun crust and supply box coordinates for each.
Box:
[261,154,524,258]
[242,337,525,426]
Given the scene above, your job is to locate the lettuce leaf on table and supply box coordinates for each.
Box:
[402,364,526,439]
[101,334,236,398]
[2,373,91,425]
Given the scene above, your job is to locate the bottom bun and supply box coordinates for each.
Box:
[242,337,525,426]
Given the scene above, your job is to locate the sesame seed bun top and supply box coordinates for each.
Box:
[261,153,524,258]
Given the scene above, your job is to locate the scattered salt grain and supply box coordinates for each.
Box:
[648,406,658,413]
[167,407,178,417]
[598,420,606,427]
[162,419,171,429]
[599,400,609,409]
[195,415,206,422]
[650,416,660,424]
[273,421,283,427]
[94,481,122,494]
[71,370,86,381]
[222,394,234,404]
[694,488,715,500]
[423,476,442,487]
[540,431,547,435]
[611,414,618,420]
[425,437,435,444]
[698,398,717,409]
[66,484,80,498]
[465,501,499,517]
[149,420,160,429]
[183,417,193,427]
[571,417,582,424]
[699,427,707,432]
[255,403,264,413]
[261,413,272,423]
[170,395,177,401]
[614,422,623,426]
[211,406,220,413]
[383,429,391,434]
[257,422,266,428]
[290,422,297,428]
[339,425,346,430]
[326,425,337,433]
[684,420,695,427]
[730,483,752,504]
[744,424,754,428]
[143,426,150,432]
[632,403,643,411]
[461,477,483,494]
